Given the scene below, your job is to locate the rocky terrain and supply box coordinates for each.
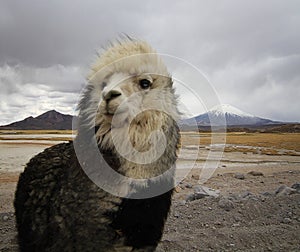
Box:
[157,170,300,251]
[0,131,299,251]
[1,169,300,252]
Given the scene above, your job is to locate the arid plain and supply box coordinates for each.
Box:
[0,130,300,251]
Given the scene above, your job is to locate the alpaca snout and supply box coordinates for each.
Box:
[102,89,128,116]
[103,89,122,102]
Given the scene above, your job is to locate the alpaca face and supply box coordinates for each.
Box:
[77,40,180,169]
[75,40,180,188]
[89,70,179,178]
[96,72,173,128]
[91,69,179,153]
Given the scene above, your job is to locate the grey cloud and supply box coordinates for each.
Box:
[210,54,300,121]
[0,89,79,125]
[1,0,299,68]
[0,64,82,124]
[0,64,85,94]
[0,0,299,123]
[0,0,148,66]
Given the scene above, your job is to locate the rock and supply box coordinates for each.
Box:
[191,174,200,180]
[248,171,264,176]
[275,185,298,196]
[240,191,251,198]
[185,183,193,189]
[2,215,9,221]
[262,191,274,197]
[186,186,220,201]
[185,194,195,201]
[291,182,300,192]
[218,197,234,211]
[282,217,292,224]
[234,173,245,180]
[275,185,286,194]
[173,212,180,218]
[241,191,260,201]
[178,200,186,206]
[194,186,220,199]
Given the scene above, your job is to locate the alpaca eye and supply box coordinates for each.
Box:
[139,79,151,89]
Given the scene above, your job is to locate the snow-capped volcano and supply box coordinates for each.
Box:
[183,104,278,126]
[209,104,255,118]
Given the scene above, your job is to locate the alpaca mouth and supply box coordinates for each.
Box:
[104,106,117,116]
[104,112,114,119]
[104,103,128,116]
[104,109,127,119]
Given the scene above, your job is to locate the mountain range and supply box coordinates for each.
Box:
[0,105,297,131]
[0,110,75,130]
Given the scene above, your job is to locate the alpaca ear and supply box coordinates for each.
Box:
[160,76,173,88]
[169,77,174,87]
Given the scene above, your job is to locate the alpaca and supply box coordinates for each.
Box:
[14,38,180,252]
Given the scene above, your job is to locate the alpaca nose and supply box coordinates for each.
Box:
[103,90,121,101]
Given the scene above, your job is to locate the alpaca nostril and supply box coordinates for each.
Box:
[104,90,122,101]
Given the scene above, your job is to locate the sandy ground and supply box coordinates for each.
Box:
[0,142,300,251]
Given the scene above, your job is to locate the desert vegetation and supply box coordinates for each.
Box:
[181,132,300,152]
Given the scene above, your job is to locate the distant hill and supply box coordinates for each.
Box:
[0,110,76,130]
[1,106,298,132]
[180,104,300,132]
[258,123,300,133]
[182,104,283,127]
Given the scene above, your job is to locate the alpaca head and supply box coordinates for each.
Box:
[77,39,180,180]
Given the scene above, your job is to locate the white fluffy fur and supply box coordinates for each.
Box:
[87,39,169,82]
[79,38,180,179]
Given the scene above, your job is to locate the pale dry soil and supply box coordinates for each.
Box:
[1,165,300,251]
[0,134,300,251]
[156,169,300,252]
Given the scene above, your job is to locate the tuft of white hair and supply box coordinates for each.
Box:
[77,38,180,180]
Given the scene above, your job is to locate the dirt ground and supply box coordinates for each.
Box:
[157,168,300,252]
[1,166,300,251]
[0,132,300,251]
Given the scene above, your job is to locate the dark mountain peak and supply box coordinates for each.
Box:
[48,109,60,114]
[0,110,76,130]
[36,110,73,122]
[37,110,62,118]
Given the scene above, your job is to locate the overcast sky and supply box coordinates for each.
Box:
[0,0,299,125]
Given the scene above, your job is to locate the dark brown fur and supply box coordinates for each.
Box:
[14,138,176,251]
